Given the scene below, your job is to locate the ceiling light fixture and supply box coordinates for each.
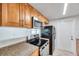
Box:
[63,3,68,15]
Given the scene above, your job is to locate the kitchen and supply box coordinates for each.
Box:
[0,3,79,56]
[0,3,55,56]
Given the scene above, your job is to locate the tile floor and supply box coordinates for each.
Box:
[53,49,76,56]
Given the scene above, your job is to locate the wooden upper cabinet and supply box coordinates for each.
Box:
[31,8,39,18]
[1,3,48,27]
[23,4,32,28]
[43,16,48,24]
[39,14,48,25]
[0,4,2,26]
[31,5,48,25]
[2,3,20,27]
[19,4,32,28]
[2,3,7,26]
[7,4,20,27]
[19,4,25,27]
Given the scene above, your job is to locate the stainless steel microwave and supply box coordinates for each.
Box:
[32,17,42,28]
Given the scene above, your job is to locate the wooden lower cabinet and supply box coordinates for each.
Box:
[31,48,39,56]
[76,39,79,56]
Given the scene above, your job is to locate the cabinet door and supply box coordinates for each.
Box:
[39,15,48,25]
[31,8,39,18]
[23,4,32,28]
[31,48,39,56]
[43,16,48,25]
[7,3,20,27]
[44,16,48,24]
[0,4,2,26]
[19,4,25,27]
[39,15,44,24]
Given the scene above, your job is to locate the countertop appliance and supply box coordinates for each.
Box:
[41,26,56,55]
[27,34,49,56]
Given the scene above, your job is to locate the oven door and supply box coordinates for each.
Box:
[40,42,49,56]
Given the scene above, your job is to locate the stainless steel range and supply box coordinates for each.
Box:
[27,35,49,56]
[40,39,49,56]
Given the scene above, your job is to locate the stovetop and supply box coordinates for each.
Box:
[27,38,48,47]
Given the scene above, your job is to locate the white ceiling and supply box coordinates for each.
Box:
[30,3,79,21]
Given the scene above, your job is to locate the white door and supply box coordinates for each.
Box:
[57,19,75,52]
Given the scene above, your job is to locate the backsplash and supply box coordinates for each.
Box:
[28,28,41,40]
[0,27,41,42]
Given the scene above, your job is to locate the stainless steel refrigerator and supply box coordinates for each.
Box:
[41,26,56,55]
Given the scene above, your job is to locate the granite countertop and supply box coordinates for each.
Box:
[0,42,38,56]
